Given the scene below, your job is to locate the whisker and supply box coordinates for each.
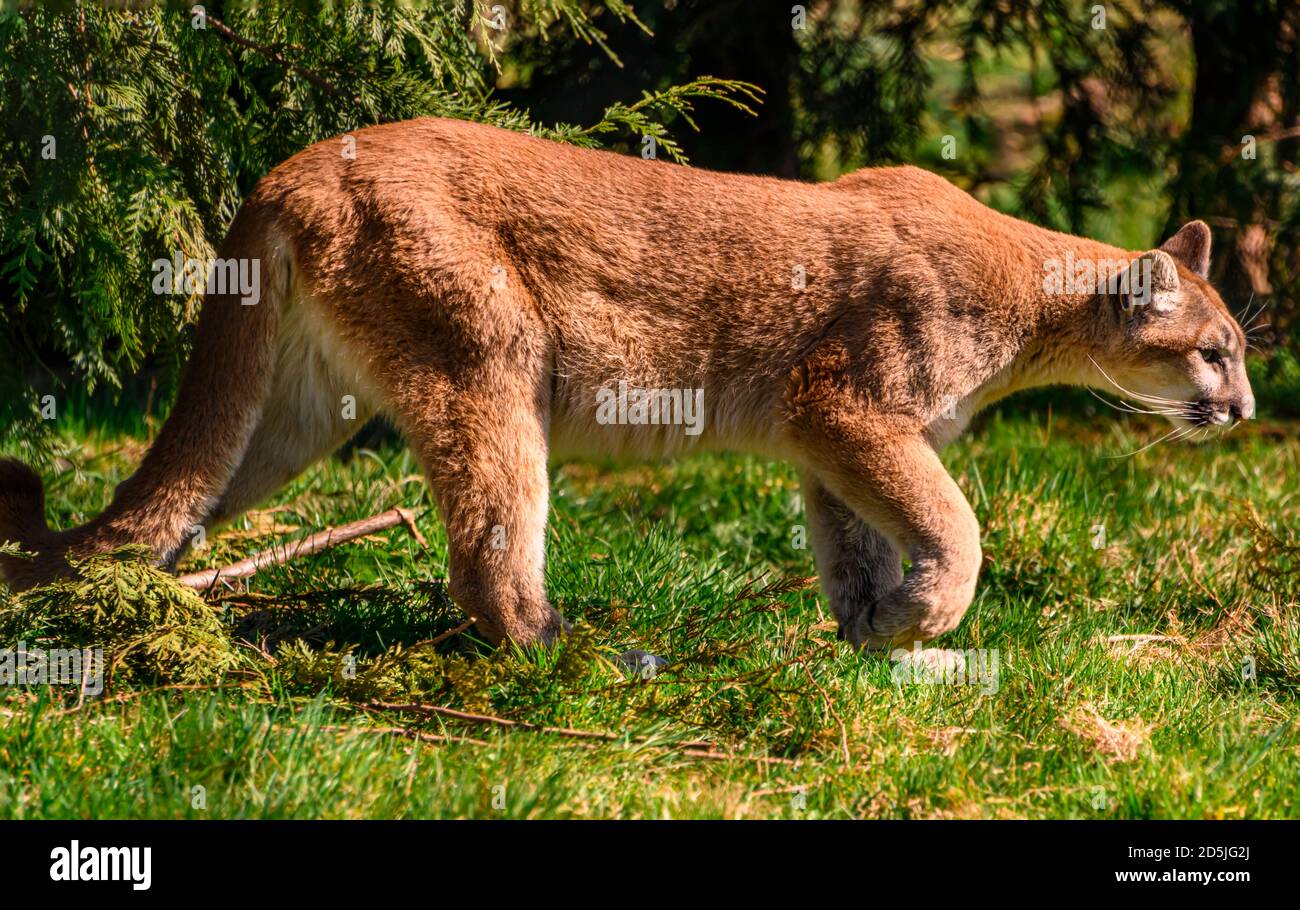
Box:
[1086,356,1193,407]
[1237,293,1268,333]
[1107,423,1188,459]
[1087,389,1185,417]
[1235,298,1254,328]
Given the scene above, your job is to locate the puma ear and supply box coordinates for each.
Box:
[1159,220,1211,279]
[1119,250,1181,316]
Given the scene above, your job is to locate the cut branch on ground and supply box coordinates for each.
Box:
[179,508,427,592]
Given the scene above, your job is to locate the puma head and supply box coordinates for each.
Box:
[1096,221,1255,431]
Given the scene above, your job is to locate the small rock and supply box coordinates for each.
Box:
[614,649,668,679]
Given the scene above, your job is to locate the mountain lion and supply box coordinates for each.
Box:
[0,118,1255,651]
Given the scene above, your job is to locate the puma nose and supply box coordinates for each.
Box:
[1238,395,1255,420]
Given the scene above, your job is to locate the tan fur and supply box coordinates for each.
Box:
[0,118,1255,650]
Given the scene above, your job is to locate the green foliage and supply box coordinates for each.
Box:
[570,78,761,163]
[272,626,605,712]
[471,0,651,67]
[0,535,618,712]
[0,541,30,560]
[273,639,487,706]
[0,545,237,685]
[1248,346,1300,419]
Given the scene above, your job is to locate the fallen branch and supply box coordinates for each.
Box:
[367,700,713,746]
[364,700,797,764]
[319,724,489,748]
[414,618,478,649]
[324,722,773,765]
[678,749,793,765]
[179,508,427,591]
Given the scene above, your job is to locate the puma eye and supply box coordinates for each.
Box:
[1199,348,1224,365]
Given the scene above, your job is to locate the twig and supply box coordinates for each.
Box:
[367,700,713,749]
[661,748,797,766]
[1221,125,1300,161]
[54,682,249,715]
[364,701,798,763]
[319,724,489,748]
[178,508,426,591]
[416,618,478,649]
[205,13,353,101]
[336,719,791,764]
[1101,633,1187,658]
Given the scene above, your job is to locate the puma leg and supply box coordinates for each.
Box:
[165,306,376,567]
[321,235,564,646]
[787,397,982,650]
[416,390,563,646]
[204,338,375,531]
[801,473,902,640]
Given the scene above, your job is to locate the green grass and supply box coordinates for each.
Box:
[1,401,1298,819]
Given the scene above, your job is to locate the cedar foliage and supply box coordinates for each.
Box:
[0,545,237,686]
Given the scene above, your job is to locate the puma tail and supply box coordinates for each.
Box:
[0,197,290,591]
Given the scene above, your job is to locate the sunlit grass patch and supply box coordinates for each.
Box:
[1,408,1297,818]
